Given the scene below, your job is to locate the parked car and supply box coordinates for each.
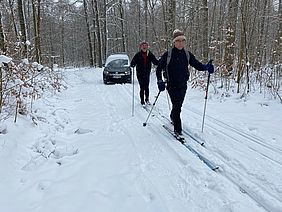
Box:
[103,54,132,84]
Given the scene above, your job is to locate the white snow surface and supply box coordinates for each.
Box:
[0,67,281,212]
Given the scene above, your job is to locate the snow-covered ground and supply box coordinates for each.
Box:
[0,67,281,212]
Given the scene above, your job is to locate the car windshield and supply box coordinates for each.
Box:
[107,59,128,68]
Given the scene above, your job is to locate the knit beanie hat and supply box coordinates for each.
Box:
[140,41,149,47]
[172,29,186,42]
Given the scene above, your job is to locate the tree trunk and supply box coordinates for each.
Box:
[0,2,6,53]
[36,0,42,62]
[144,0,148,40]
[138,0,141,40]
[92,0,102,67]
[273,0,282,65]
[9,0,19,39]
[83,0,94,66]
[237,19,245,94]
[254,0,267,70]
[119,0,126,52]
[103,0,107,61]
[167,0,176,39]
[17,0,28,58]
[224,0,239,74]
[160,0,168,48]
[60,14,65,67]
[201,0,209,62]
[240,0,250,94]
[32,0,42,63]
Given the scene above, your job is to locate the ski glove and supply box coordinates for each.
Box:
[206,63,214,74]
[157,80,166,92]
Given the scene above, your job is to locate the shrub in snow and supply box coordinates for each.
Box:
[0,56,66,122]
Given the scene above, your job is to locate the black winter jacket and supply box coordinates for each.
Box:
[156,47,207,88]
[131,50,159,78]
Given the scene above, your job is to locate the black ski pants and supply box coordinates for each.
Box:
[168,85,187,134]
[137,75,150,103]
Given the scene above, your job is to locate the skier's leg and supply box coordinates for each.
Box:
[168,86,187,134]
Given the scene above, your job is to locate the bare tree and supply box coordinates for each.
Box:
[0,0,280,88]
[83,0,94,66]
[17,0,28,57]
[59,5,65,66]
[144,0,148,40]
[224,0,239,74]
[102,0,106,61]
[119,0,126,52]
[201,0,209,62]
[254,0,268,70]
[31,0,42,63]
[92,0,102,67]
[273,0,282,65]
[9,0,19,39]
[0,0,6,53]
[160,0,175,48]
[167,0,176,42]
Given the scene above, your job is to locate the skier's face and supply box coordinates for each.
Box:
[140,44,148,52]
[174,39,186,50]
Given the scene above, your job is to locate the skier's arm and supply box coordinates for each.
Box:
[150,52,159,66]
[188,51,207,71]
[156,52,168,81]
[130,53,138,67]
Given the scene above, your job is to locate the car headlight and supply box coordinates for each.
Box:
[103,67,109,74]
[125,68,131,75]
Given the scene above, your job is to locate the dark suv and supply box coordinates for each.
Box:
[103,54,132,84]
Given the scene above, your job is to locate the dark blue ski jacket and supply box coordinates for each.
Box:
[156,47,207,88]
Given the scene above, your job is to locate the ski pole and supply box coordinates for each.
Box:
[143,91,161,126]
[201,60,213,132]
[132,67,135,116]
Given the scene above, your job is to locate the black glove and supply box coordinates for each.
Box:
[206,63,214,74]
[157,80,165,91]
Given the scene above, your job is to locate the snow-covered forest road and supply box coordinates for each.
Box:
[1,68,281,212]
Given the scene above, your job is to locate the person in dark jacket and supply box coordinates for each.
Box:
[131,41,159,105]
[156,29,214,136]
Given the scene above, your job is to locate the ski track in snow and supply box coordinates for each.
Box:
[182,107,282,205]
[1,68,281,212]
[149,76,282,212]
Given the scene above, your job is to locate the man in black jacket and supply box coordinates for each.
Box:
[156,29,214,137]
[131,41,159,105]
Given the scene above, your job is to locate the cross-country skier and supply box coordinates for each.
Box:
[156,29,214,137]
[131,41,159,105]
